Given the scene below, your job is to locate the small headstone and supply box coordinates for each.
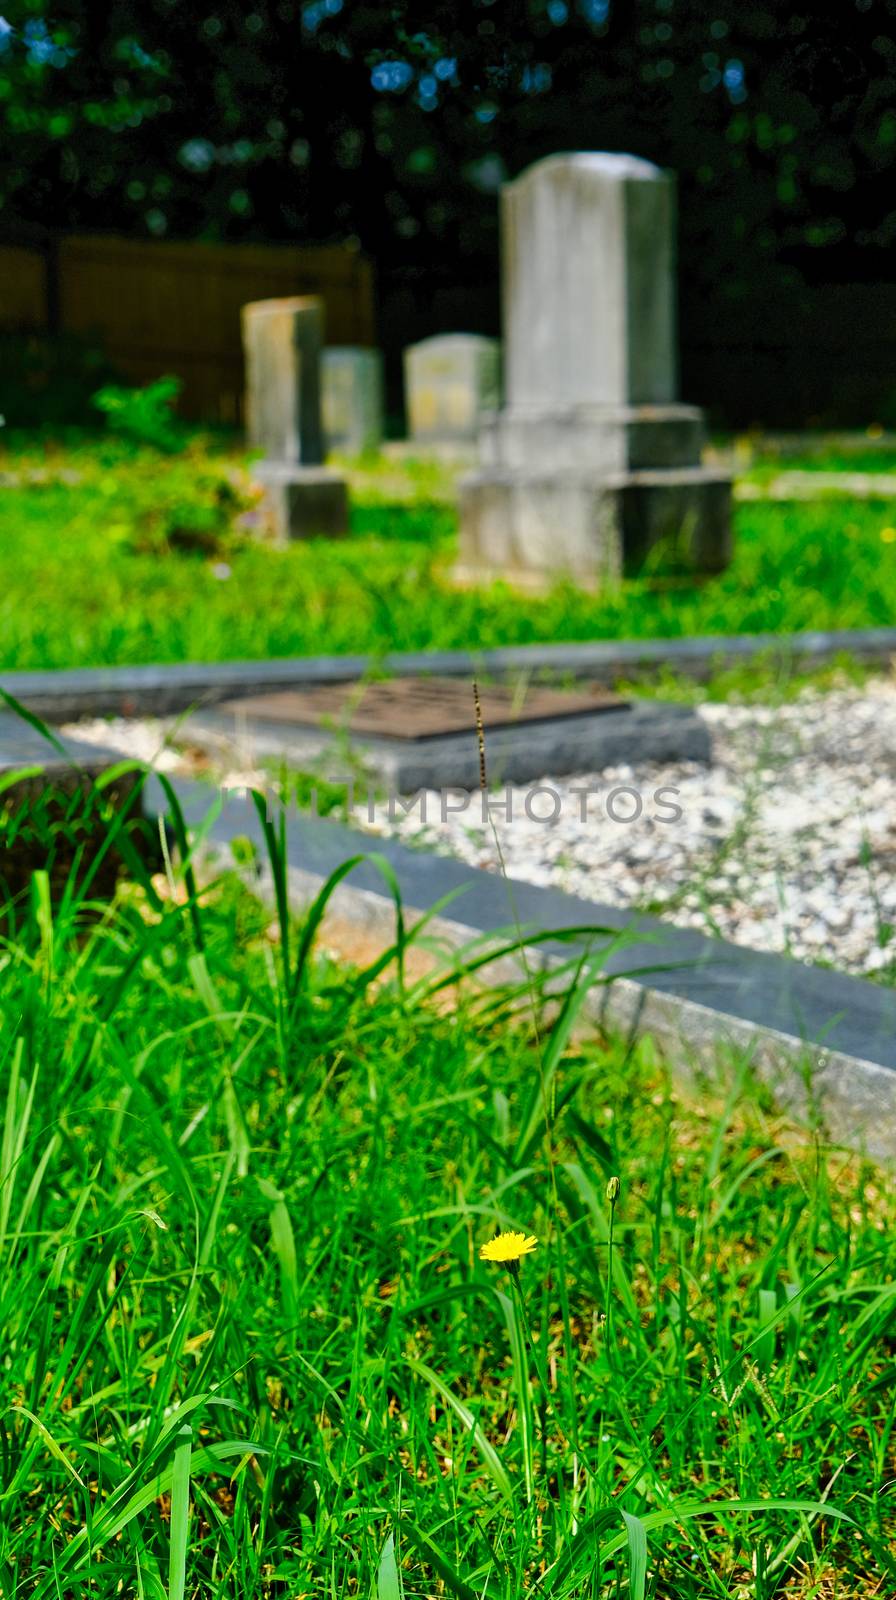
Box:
[241,296,349,540]
[404,334,501,444]
[458,153,732,585]
[322,347,384,456]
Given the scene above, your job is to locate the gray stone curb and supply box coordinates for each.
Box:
[152,778,896,1161]
[6,626,896,721]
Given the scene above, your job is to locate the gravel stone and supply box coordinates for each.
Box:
[59,675,896,981]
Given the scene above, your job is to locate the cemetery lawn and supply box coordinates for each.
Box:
[1,818,894,1598]
[3,431,896,671]
[740,446,896,481]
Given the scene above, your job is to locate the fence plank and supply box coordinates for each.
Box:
[58,235,374,420]
[0,247,49,330]
[0,234,373,421]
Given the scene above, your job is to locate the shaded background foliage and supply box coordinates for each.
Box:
[2,0,896,424]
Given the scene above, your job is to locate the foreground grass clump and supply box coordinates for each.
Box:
[0,814,892,1597]
[2,429,896,669]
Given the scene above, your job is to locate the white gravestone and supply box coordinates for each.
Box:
[242,296,349,541]
[404,334,501,444]
[322,347,384,456]
[458,153,732,586]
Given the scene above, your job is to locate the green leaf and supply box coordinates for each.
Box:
[541,1497,857,1593]
[399,1519,479,1600]
[756,1287,778,1370]
[268,1190,299,1321]
[404,1355,514,1503]
[7,1407,84,1488]
[621,1509,648,1600]
[494,1287,534,1503]
[513,947,603,1164]
[167,1424,192,1600]
[377,1532,401,1600]
[30,1439,269,1598]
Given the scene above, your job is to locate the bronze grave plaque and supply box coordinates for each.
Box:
[219,677,628,742]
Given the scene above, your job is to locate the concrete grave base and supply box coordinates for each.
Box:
[185,696,710,790]
[621,468,734,573]
[254,461,349,542]
[477,403,707,473]
[458,465,733,587]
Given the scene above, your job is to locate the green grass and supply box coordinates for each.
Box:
[613,650,875,705]
[725,425,896,473]
[3,431,896,673]
[741,448,896,479]
[0,765,893,1597]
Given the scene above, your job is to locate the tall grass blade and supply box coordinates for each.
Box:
[493,1287,534,1504]
[377,1531,402,1600]
[251,789,291,974]
[541,1497,857,1593]
[152,769,210,951]
[404,1356,513,1503]
[259,1177,299,1322]
[621,1509,648,1600]
[8,1407,84,1489]
[399,1519,479,1600]
[0,690,70,759]
[167,1424,192,1600]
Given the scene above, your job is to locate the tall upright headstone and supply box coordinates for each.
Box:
[322,346,384,456]
[404,334,501,445]
[242,296,349,540]
[458,153,732,585]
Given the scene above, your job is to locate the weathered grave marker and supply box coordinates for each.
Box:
[404,334,501,445]
[322,347,384,456]
[241,296,349,540]
[458,153,732,585]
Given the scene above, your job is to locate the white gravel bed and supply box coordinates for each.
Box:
[62,718,268,793]
[61,677,896,980]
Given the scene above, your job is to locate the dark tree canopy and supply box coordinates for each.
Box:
[3,0,896,422]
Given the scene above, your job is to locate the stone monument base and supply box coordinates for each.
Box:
[457,464,732,588]
[478,403,707,473]
[255,462,349,542]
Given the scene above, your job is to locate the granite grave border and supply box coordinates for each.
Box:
[4,626,896,722]
[150,777,896,1161]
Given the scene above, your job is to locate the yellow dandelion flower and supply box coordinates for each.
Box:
[480,1230,538,1265]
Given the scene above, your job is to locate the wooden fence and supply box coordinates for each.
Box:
[0,234,375,421]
